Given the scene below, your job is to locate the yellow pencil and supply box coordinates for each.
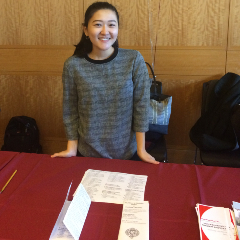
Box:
[0,170,17,194]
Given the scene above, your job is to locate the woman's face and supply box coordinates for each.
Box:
[84,9,118,54]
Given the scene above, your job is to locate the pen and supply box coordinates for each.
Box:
[0,170,17,194]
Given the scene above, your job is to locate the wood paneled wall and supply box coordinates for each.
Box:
[0,0,239,154]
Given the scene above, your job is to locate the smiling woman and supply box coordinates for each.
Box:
[84,9,118,60]
[51,2,159,164]
[73,2,120,59]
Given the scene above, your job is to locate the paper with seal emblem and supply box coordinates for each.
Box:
[74,169,148,204]
[118,201,149,240]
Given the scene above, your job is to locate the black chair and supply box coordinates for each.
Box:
[190,74,240,168]
[200,149,240,167]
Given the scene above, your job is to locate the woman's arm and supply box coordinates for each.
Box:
[51,140,78,158]
[136,132,159,164]
[51,60,80,158]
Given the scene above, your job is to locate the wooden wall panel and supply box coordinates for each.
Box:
[226,51,240,75]
[227,0,240,77]
[154,49,226,75]
[0,75,65,139]
[0,48,74,73]
[48,0,83,45]
[228,0,240,50]
[155,0,230,48]
[18,0,49,45]
[0,0,21,45]
[0,0,83,45]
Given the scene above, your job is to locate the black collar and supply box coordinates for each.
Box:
[84,47,118,64]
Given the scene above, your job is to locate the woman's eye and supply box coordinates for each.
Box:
[109,24,116,27]
[94,23,102,27]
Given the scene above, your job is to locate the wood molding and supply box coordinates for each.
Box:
[0,48,226,76]
[154,50,226,75]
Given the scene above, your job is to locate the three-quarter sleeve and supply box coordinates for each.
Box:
[62,60,79,140]
[132,51,150,132]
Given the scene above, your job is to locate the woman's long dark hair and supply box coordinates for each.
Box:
[73,2,119,58]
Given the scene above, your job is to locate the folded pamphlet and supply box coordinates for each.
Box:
[196,203,239,240]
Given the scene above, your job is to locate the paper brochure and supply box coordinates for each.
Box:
[196,203,239,240]
[118,201,149,240]
[75,169,148,204]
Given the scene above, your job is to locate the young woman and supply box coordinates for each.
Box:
[51,2,159,164]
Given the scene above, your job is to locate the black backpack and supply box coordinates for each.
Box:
[1,116,42,153]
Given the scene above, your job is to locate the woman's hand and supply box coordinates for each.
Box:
[136,132,159,165]
[51,140,78,158]
[51,150,76,158]
[137,149,159,164]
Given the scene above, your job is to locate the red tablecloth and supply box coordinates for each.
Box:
[0,152,239,240]
[0,151,19,171]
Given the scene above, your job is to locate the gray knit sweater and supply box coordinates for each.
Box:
[62,48,150,160]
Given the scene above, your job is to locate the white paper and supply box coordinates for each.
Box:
[63,184,91,240]
[50,183,74,240]
[49,201,74,239]
[75,169,148,204]
[232,201,240,238]
[118,201,149,240]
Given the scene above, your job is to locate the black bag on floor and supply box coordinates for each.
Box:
[1,116,42,153]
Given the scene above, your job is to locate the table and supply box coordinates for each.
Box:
[0,151,240,240]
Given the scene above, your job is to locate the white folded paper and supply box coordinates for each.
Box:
[49,201,74,240]
[49,183,91,240]
[63,184,91,240]
[49,183,74,240]
[118,201,149,240]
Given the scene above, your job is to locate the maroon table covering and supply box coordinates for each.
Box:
[0,152,239,240]
[0,151,19,171]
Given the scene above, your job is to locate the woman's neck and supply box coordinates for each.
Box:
[88,47,114,60]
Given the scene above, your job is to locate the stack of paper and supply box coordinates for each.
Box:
[232,202,240,238]
[196,203,239,240]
